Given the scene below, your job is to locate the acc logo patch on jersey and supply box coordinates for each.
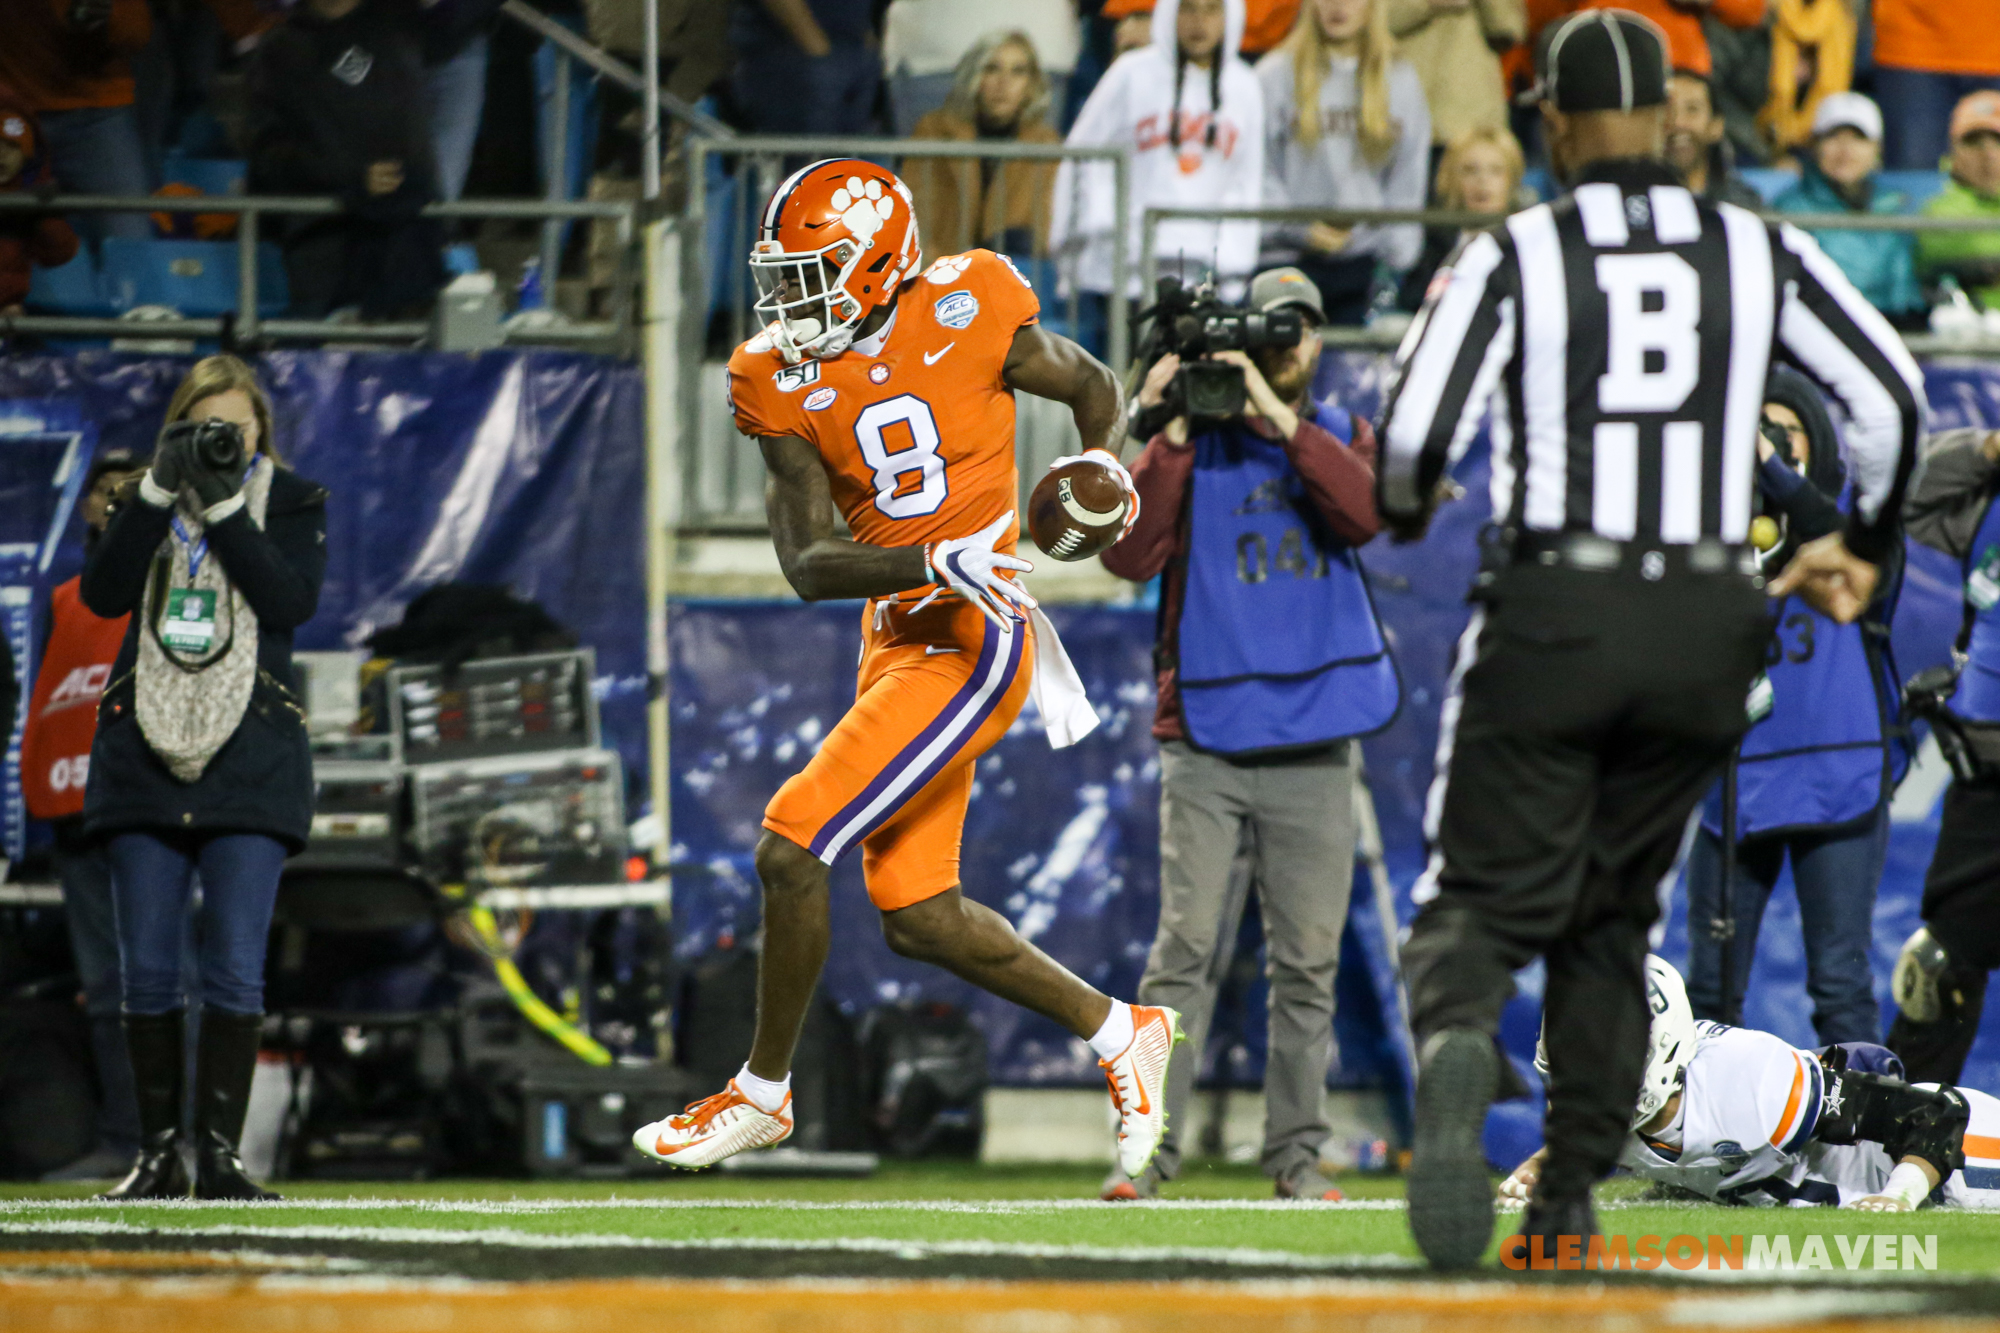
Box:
[804,386,837,411]
[934,290,979,330]
[774,360,821,393]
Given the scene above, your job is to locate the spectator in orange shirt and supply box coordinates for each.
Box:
[0,0,155,241]
[1870,0,2000,171]
[1569,0,1764,80]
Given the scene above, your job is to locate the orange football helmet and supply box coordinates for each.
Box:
[751,158,922,363]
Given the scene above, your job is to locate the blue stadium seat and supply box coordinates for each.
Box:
[1738,167,1799,204]
[25,252,113,316]
[99,238,289,318]
[162,155,248,198]
[1877,170,1948,212]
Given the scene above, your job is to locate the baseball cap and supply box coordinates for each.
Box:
[85,448,148,489]
[1950,90,2000,144]
[1249,267,1325,324]
[1541,10,1669,114]
[1811,91,1883,142]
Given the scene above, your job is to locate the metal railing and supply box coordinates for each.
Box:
[1141,203,2000,357]
[0,192,638,349]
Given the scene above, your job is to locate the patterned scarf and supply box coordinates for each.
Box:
[134,456,274,783]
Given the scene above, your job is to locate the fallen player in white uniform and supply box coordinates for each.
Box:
[1503,956,2000,1211]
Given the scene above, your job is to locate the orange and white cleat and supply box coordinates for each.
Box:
[1099,1004,1184,1179]
[632,1080,793,1168]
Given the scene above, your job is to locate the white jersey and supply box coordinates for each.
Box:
[1616,1022,2000,1208]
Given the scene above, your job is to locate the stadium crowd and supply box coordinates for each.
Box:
[1,0,1999,324]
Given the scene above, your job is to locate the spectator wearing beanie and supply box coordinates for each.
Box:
[246,0,447,318]
[907,32,1062,259]
[1385,0,1523,148]
[0,99,81,312]
[1918,92,2000,313]
[1772,92,1922,322]
[1240,0,1302,57]
[1870,0,2000,172]
[0,0,154,241]
[1571,0,1763,80]
[1258,0,1431,323]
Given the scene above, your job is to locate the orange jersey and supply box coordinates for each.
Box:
[727,249,1040,557]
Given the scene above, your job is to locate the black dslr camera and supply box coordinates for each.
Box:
[1133,276,1305,426]
[165,418,247,472]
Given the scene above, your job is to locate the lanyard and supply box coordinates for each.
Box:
[170,459,259,581]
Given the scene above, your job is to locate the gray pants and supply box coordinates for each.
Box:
[1141,740,1357,1181]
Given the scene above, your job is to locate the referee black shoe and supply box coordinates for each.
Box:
[1407,1028,1498,1271]
[1518,1192,1601,1263]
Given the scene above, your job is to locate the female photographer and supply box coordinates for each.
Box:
[82,355,327,1201]
[1683,366,1906,1044]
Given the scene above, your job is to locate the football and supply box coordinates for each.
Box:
[1028,456,1131,562]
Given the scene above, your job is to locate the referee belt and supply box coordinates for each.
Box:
[1503,530,1761,581]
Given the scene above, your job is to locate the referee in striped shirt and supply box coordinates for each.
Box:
[1377,10,1928,1269]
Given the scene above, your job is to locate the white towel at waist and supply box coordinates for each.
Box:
[1027,605,1099,749]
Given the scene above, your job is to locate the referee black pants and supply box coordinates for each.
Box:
[1402,561,1769,1200]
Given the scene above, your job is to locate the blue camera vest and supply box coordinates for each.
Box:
[1174,404,1400,755]
[1705,488,1905,839]
[1951,491,2000,724]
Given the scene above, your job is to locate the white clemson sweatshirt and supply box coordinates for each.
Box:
[1049,0,1265,300]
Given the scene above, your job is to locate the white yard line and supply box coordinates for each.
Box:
[0,1197,1409,1215]
[0,1218,1417,1272]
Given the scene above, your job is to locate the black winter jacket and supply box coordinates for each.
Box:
[80,467,329,851]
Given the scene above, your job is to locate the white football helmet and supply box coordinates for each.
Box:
[1532,954,1697,1129]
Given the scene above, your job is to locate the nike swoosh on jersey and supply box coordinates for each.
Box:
[923,343,955,365]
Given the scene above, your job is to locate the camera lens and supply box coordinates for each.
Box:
[195,421,244,471]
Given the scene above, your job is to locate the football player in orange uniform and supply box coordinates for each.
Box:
[634,159,1184,1174]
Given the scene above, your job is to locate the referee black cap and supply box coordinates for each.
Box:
[1541,10,1670,113]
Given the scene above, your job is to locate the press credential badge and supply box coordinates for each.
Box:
[1970,545,2000,612]
[162,587,218,654]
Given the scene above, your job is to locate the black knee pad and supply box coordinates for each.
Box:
[1815,1061,1970,1179]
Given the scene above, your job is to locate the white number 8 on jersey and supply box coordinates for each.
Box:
[855,394,949,519]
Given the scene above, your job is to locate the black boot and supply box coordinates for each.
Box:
[1406,1029,1499,1272]
[192,1009,280,1200]
[1519,1191,1601,1268]
[99,1011,190,1200]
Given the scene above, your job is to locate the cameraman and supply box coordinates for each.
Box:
[1889,425,2000,1085]
[1100,267,1398,1201]
[81,354,327,1201]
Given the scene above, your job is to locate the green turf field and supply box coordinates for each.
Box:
[5,1163,1998,1278]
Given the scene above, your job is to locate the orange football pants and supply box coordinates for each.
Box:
[763,595,1033,910]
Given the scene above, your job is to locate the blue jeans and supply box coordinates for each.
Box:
[1873,67,2000,170]
[731,43,881,136]
[1684,807,1888,1045]
[427,33,490,203]
[36,104,152,243]
[109,831,287,1016]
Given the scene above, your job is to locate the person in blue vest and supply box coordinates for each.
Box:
[1684,367,1909,1043]
[1889,424,2000,1085]
[1099,265,1399,1201]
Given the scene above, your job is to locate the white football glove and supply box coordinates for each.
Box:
[926,511,1037,629]
[1048,448,1141,539]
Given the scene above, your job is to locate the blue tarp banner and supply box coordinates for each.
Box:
[5,349,1999,1125]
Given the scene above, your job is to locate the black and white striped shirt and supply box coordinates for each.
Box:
[1378,161,1928,560]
